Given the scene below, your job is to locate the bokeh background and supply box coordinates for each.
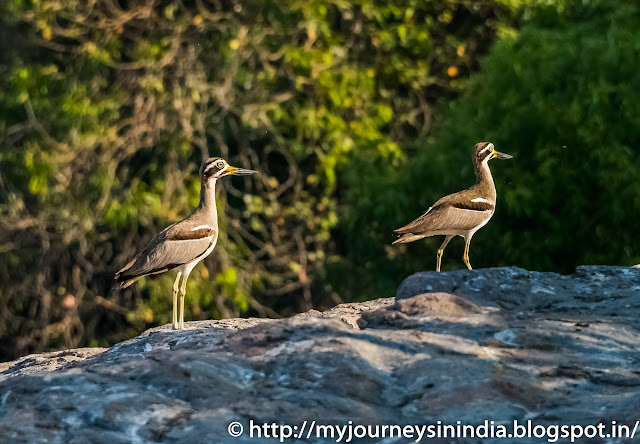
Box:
[1,0,639,362]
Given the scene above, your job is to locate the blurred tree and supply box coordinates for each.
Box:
[337,0,640,300]
[0,0,522,360]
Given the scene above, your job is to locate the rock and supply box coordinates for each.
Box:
[358,292,485,329]
[1,266,640,443]
[397,265,640,313]
[492,329,518,347]
[0,348,107,379]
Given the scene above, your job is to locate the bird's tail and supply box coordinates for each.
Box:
[111,257,139,292]
[110,277,138,293]
[392,233,424,245]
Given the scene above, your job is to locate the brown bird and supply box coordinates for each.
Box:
[393,142,512,271]
[113,157,257,329]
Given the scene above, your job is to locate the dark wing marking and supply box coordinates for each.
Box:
[450,201,494,212]
[168,227,215,240]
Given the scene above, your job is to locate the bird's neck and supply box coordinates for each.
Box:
[474,159,497,200]
[198,178,219,229]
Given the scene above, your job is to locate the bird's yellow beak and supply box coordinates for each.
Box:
[492,150,513,160]
[225,165,258,176]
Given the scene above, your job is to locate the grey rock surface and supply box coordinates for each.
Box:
[1,266,640,443]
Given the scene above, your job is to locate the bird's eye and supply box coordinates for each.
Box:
[216,161,225,169]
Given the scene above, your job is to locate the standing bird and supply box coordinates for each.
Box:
[393,142,512,271]
[113,157,257,330]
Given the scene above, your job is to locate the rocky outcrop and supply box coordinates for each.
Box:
[1,266,640,443]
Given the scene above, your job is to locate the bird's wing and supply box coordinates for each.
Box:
[394,192,494,235]
[394,206,434,234]
[115,222,217,282]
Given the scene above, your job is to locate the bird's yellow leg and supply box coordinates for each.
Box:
[178,273,189,330]
[172,271,182,330]
[436,235,454,272]
[463,239,473,270]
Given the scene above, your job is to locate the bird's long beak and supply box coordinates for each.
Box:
[225,165,258,176]
[493,150,513,160]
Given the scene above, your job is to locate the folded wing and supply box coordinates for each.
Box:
[114,224,216,289]
[394,192,494,241]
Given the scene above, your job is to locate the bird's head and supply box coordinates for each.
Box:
[199,157,257,180]
[473,142,512,163]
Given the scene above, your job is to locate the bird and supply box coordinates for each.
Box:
[113,157,257,330]
[393,142,512,272]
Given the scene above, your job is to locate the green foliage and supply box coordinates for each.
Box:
[0,0,522,360]
[336,0,640,301]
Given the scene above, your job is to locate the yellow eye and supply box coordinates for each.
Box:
[216,161,225,169]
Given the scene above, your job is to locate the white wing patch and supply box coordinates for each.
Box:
[191,225,212,231]
[471,198,491,204]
